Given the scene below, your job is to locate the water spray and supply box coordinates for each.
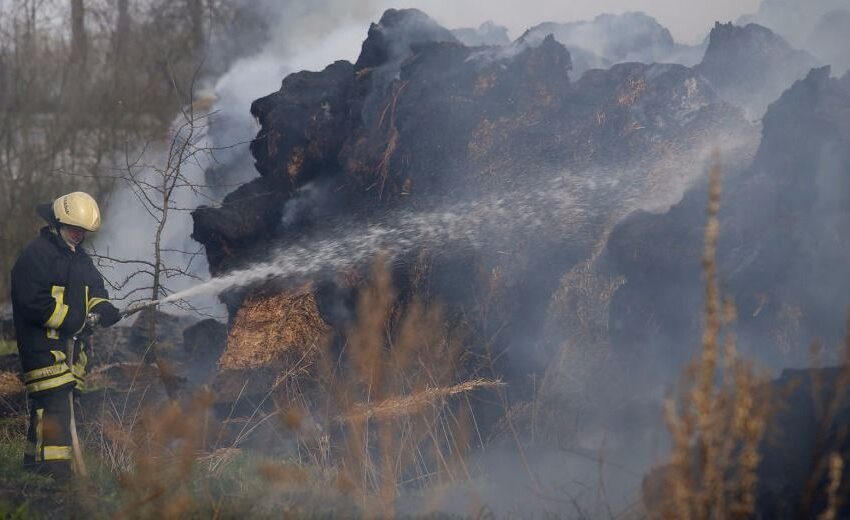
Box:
[127,141,751,311]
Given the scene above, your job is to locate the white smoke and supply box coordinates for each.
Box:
[92,109,220,315]
[92,2,389,316]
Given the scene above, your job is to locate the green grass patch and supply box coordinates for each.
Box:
[0,418,58,518]
[0,419,44,486]
[0,414,360,517]
[0,502,36,520]
[0,340,17,357]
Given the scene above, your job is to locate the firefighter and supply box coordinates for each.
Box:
[10,191,121,479]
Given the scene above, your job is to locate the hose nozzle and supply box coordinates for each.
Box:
[120,299,160,318]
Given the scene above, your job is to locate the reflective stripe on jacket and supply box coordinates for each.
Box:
[11,227,111,394]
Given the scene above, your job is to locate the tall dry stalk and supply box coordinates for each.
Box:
[654,157,769,520]
[798,315,850,516]
[818,452,844,520]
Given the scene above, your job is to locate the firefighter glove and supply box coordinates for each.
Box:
[92,303,121,327]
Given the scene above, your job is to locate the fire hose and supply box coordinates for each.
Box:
[81,299,160,329]
[63,299,167,476]
[66,334,87,477]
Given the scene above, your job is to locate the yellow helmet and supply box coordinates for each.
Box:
[51,192,102,232]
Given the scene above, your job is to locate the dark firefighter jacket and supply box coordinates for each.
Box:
[10,227,114,395]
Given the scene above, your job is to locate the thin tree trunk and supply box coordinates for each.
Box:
[187,0,204,53]
[67,0,87,120]
[114,0,130,63]
[70,0,86,65]
[146,171,180,401]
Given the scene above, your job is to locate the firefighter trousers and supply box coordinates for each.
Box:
[24,388,74,479]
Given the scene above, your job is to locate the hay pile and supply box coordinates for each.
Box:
[219,289,330,371]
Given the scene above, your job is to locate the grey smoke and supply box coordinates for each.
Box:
[93,0,389,315]
[739,0,850,75]
[414,0,759,44]
[452,21,511,46]
[695,22,821,118]
[280,182,335,229]
[520,12,706,78]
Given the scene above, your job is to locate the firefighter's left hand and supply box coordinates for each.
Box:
[85,312,100,329]
[91,303,121,327]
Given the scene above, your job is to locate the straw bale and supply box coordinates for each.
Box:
[220,289,330,370]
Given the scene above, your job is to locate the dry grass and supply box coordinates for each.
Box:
[112,392,213,519]
[301,262,479,517]
[375,81,410,198]
[651,158,769,519]
[0,372,23,397]
[819,452,844,520]
[339,378,503,423]
[796,320,850,517]
[537,229,625,445]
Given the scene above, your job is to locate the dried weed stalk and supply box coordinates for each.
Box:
[339,378,503,423]
[655,159,769,520]
[799,316,850,516]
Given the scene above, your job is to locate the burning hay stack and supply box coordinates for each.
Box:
[192,8,754,278]
[191,8,757,404]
